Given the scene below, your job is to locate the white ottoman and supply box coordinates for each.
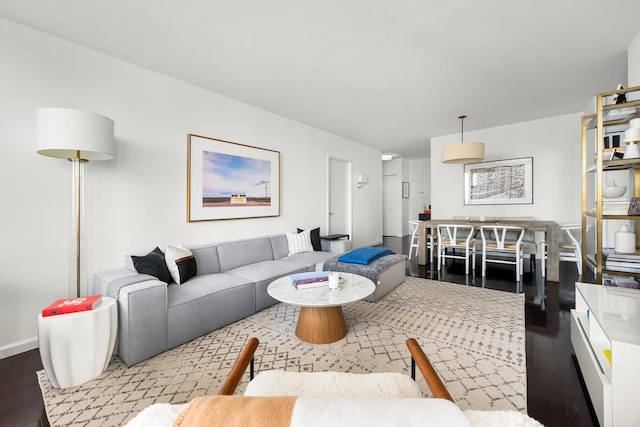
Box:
[38,296,117,388]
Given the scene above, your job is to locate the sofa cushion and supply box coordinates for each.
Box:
[281,251,338,271]
[167,274,255,348]
[226,260,305,283]
[165,244,198,284]
[286,230,314,255]
[189,244,221,275]
[270,235,290,260]
[217,238,275,272]
[297,227,321,251]
[167,273,253,308]
[131,247,173,284]
[226,260,309,311]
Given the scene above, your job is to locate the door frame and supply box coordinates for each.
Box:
[327,156,353,239]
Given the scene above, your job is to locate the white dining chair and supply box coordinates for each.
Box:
[480,225,525,282]
[437,224,476,275]
[541,224,582,277]
[408,220,420,259]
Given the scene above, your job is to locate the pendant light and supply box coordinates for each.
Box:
[441,115,485,164]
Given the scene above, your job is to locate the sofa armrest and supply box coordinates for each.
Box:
[92,269,169,366]
[118,279,168,366]
[91,268,138,295]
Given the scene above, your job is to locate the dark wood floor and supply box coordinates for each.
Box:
[0,237,597,427]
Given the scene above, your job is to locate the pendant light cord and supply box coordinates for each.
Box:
[459,115,466,143]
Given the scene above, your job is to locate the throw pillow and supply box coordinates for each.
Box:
[286,230,314,255]
[165,244,198,284]
[132,247,173,284]
[297,227,321,251]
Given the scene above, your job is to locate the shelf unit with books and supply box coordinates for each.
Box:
[581,85,640,285]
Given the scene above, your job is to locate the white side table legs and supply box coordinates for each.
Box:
[38,297,117,388]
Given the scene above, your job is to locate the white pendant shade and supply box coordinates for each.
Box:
[37,108,115,161]
[441,141,485,164]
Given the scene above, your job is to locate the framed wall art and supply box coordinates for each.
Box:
[464,157,533,205]
[187,134,280,221]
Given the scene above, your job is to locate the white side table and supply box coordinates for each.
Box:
[38,296,117,388]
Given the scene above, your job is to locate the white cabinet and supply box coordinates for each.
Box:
[571,282,640,426]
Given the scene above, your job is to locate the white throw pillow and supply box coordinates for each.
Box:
[286,230,314,255]
[165,244,197,284]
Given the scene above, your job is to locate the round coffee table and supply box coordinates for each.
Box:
[267,272,375,344]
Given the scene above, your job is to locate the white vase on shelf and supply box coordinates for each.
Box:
[615,225,636,254]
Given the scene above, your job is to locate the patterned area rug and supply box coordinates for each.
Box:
[37,277,526,426]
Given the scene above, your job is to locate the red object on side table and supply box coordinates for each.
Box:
[41,294,103,317]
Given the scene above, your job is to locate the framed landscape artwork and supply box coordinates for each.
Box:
[187,134,280,221]
[464,157,533,205]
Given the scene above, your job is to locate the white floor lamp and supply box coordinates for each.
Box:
[37,108,115,297]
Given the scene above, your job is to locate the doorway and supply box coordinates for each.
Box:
[382,174,401,236]
[328,157,352,237]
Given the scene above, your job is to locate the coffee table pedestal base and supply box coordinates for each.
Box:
[296,306,347,344]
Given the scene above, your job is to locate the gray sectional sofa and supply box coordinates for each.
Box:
[91,234,339,366]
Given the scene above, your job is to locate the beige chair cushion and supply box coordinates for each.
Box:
[244,370,423,398]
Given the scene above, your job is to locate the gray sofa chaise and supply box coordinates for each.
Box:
[91,234,339,366]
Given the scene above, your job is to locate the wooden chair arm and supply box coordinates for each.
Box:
[406,338,454,402]
[217,337,260,395]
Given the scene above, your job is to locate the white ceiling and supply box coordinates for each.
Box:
[2,1,639,158]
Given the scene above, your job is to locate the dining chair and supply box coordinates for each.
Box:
[541,224,582,277]
[496,216,538,272]
[408,220,420,259]
[480,225,525,282]
[437,224,476,274]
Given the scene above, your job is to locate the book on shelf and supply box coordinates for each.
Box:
[41,294,103,317]
[288,272,329,289]
[604,263,640,273]
[605,261,640,271]
[603,275,640,289]
[602,247,640,262]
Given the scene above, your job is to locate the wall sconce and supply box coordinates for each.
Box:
[357,174,368,188]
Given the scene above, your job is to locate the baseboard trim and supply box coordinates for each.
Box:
[0,336,38,359]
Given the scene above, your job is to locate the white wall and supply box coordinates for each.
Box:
[430,113,583,225]
[629,31,640,87]
[0,19,382,356]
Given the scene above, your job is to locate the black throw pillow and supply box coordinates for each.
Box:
[298,227,321,251]
[131,247,173,284]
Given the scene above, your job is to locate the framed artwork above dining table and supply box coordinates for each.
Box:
[463,157,533,205]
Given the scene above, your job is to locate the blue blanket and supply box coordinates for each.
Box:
[338,247,395,265]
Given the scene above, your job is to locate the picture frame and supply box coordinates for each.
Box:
[464,157,533,205]
[402,181,409,198]
[187,134,280,221]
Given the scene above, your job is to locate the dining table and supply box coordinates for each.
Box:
[417,219,561,282]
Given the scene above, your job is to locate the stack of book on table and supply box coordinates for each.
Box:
[288,271,329,289]
[603,247,640,273]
